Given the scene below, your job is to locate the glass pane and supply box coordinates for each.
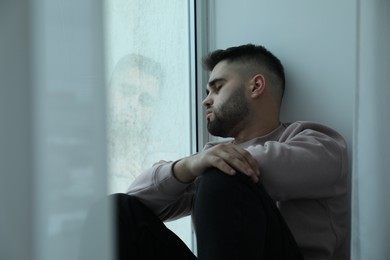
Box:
[29,1,111,259]
[104,0,192,249]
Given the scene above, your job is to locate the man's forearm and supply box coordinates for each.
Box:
[173,157,197,183]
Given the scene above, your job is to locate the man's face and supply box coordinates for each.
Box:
[110,67,159,136]
[203,61,249,137]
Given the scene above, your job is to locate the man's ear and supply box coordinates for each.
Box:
[250,74,266,98]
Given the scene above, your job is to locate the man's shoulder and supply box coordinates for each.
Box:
[281,121,347,146]
[282,121,342,135]
[283,120,333,129]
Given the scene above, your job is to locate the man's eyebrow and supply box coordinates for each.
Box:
[207,77,225,87]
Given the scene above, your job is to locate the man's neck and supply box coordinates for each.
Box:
[233,121,281,145]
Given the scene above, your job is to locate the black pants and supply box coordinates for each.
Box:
[80,168,304,260]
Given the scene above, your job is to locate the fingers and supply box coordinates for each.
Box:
[228,152,260,183]
[208,143,260,183]
[208,155,238,176]
[232,145,260,175]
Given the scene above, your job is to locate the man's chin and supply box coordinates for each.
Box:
[207,124,227,138]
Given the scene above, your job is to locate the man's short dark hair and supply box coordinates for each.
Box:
[202,44,285,97]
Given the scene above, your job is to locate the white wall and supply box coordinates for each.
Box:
[211,0,356,149]
[210,0,390,259]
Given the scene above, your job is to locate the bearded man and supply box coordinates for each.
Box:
[83,44,350,260]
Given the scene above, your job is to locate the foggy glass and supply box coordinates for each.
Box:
[104,0,193,248]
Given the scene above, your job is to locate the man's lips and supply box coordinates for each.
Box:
[206,110,213,119]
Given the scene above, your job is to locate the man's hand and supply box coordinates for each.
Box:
[173,143,260,183]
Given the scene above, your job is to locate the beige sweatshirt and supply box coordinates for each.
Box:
[127,121,350,260]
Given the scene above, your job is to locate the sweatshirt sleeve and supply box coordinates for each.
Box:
[126,161,196,222]
[247,122,349,201]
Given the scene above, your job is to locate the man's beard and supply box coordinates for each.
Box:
[207,86,249,137]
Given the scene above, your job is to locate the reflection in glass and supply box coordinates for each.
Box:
[104,0,193,249]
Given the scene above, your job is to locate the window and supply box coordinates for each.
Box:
[104,0,194,248]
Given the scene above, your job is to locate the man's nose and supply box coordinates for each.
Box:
[202,94,213,107]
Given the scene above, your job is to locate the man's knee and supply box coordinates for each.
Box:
[110,193,136,207]
[195,168,275,221]
[109,193,153,225]
[198,168,255,195]
[195,168,258,212]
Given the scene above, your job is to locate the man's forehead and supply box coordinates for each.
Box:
[209,60,235,81]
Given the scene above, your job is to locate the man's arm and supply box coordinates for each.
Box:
[126,143,261,221]
[126,162,195,221]
[173,142,261,183]
[248,121,349,201]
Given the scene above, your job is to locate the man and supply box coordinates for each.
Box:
[107,54,164,192]
[114,44,350,259]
